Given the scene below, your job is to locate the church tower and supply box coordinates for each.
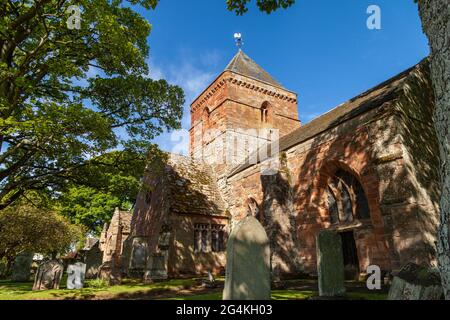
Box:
[189,50,300,178]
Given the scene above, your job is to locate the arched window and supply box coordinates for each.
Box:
[326,169,370,224]
[261,102,271,123]
[202,107,210,124]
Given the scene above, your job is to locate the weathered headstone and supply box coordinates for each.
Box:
[388,263,443,300]
[98,261,121,285]
[84,242,103,279]
[144,252,168,282]
[67,262,86,289]
[316,230,346,297]
[32,260,64,290]
[128,237,148,278]
[11,252,34,282]
[223,216,271,300]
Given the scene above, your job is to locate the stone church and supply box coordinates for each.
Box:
[101,50,440,281]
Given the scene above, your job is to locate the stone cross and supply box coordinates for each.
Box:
[32,260,64,290]
[223,216,271,300]
[316,230,346,297]
[67,262,86,289]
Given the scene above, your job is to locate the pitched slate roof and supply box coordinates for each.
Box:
[228,59,429,177]
[166,154,226,216]
[225,49,284,88]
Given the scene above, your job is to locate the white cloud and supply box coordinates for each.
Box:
[148,53,218,153]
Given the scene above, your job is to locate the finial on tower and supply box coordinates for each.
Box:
[234,33,243,50]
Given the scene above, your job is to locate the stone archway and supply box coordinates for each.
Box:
[315,160,392,275]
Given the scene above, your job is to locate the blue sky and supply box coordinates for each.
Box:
[138,0,429,153]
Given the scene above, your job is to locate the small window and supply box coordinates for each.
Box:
[194,229,201,253]
[194,224,209,253]
[202,107,210,124]
[211,225,226,252]
[218,230,226,252]
[201,230,208,252]
[261,102,271,123]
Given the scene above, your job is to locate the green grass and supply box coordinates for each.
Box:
[0,278,198,300]
[0,278,388,300]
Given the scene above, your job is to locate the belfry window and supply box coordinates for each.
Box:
[261,102,271,123]
[202,107,210,125]
[326,169,370,224]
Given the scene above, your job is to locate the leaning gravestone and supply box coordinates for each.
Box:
[388,263,443,300]
[67,262,86,289]
[316,230,346,297]
[32,260,64,290]
[11,252,34,282]
[223,216,271,300]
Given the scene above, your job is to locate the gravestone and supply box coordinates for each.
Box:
[128,237,148,278]
[67,262,86,289]
[11,252,34,282]
[32,260,64,290]
[388,263,443,300]
[98,261,121,285]
[84,242,103,279]
[316,230,346,297]
[223,216,271,300]
[144,252,168,282]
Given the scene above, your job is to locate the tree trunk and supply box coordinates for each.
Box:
[418,0,450,300]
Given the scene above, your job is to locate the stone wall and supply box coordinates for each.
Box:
[226,60,439,276]
[169,214,228,277]
[380,61,440,269]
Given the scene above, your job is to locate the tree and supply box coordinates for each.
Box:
[57,150,147,233]
[416,0,450,299]
[0,0,184,209]
[0,198,84,271]
[226,0,295,15]
[229,0,450,299]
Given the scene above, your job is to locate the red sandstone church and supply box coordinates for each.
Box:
[100,50,440,281]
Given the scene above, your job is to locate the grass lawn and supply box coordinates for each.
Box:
[0,278,199,300]
[0,278,388,300]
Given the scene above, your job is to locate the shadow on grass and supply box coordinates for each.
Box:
[0,278,388,300]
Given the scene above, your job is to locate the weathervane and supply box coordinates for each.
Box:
[234,33,243,49]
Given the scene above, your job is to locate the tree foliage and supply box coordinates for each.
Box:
[226,0,295,15]
[57,149,148,233]
[0,198,85,265]
[0,0,184,209]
